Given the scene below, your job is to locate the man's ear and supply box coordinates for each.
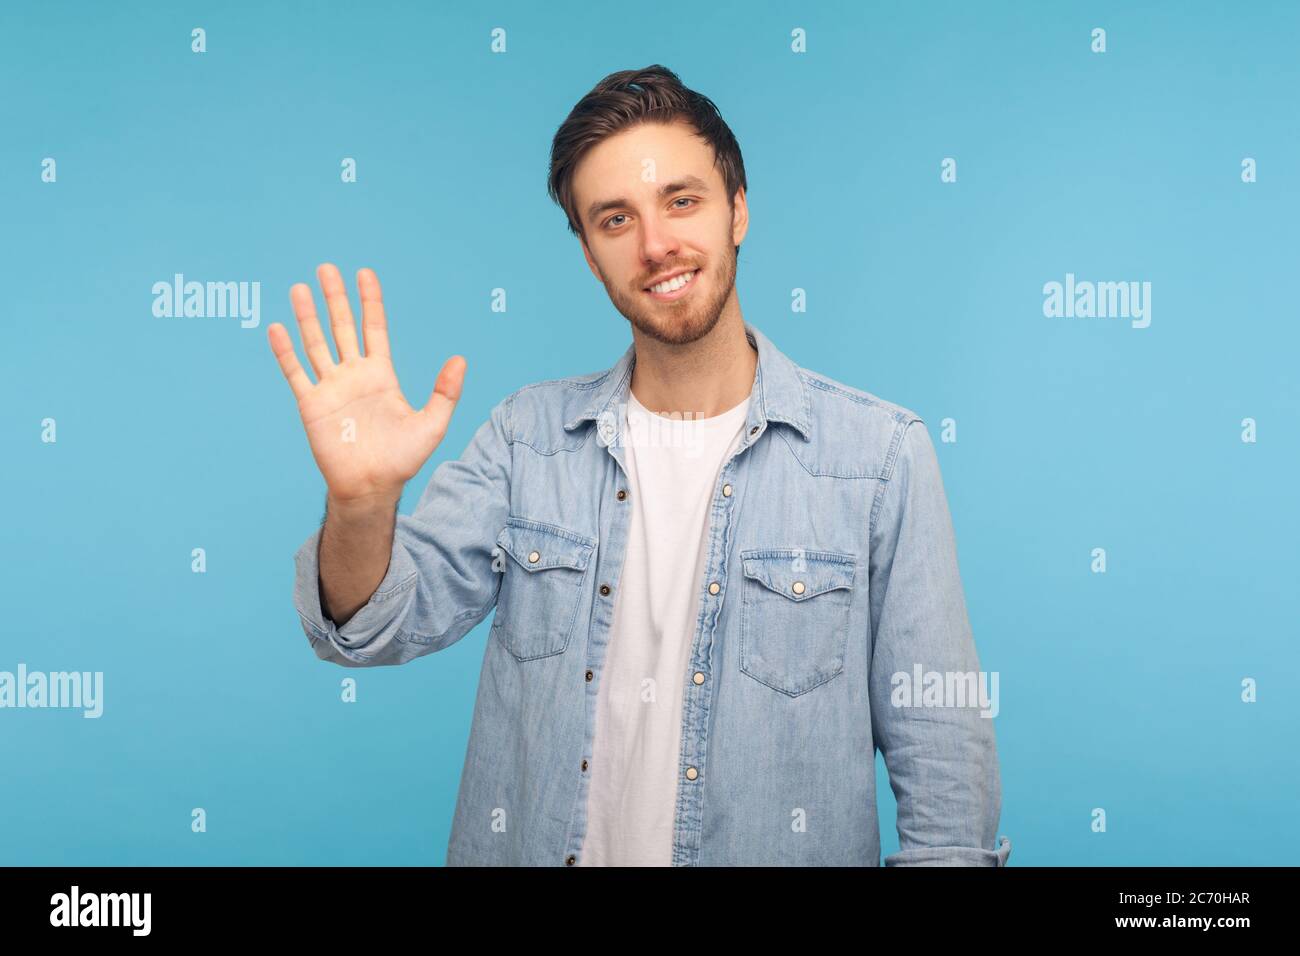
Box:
[730,186,750,248]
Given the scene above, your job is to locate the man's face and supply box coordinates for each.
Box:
[572,119,748,346]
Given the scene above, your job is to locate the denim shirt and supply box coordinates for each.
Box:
[292,320,1012,867]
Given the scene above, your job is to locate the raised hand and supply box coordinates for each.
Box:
[267,263,466,505]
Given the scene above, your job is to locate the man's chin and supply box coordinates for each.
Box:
[629,310,718,346]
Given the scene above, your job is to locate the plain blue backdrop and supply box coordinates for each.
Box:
[2,0,1296,865]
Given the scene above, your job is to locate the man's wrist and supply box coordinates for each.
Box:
[325,488,402,524]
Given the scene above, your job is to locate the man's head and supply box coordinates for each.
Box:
[548,65,749,346]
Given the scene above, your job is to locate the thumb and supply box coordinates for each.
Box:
[419,354,468,445]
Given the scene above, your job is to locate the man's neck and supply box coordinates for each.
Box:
[627,309,757,419]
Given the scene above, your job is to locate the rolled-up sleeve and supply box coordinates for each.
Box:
[292,393,514,667]
[867,417,1011,866]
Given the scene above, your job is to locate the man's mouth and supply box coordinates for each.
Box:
[644,268,699,301]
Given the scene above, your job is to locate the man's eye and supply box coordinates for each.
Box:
[604,214,628,229]
[673,197,695,209]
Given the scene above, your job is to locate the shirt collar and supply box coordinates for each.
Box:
[562,319,811,441]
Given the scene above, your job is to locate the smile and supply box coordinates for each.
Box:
[644,269,698,300]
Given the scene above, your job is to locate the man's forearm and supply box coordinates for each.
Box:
[318,491,401,628]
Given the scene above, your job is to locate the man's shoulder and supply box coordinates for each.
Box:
[510,365,613,398]
[796,365,922,428]
[788,365,926,481]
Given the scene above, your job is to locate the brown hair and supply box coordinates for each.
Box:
[547,65,748,250]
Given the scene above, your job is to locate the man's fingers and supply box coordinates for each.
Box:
[420,355,468,443]
[356,267,391,360]
[267,322,313,401]
[316,262,361,362]
[289,282,336,378]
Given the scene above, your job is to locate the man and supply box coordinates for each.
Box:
[268,65,1010,867]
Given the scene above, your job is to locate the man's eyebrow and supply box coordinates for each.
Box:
[585,175,711,224]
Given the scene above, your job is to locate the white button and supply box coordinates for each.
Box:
[792,581,805,595]
[685,767,698,780]
[693,671,705,685]
[722,484,732,497]
[708,582,720,595]
[528,550,540,563]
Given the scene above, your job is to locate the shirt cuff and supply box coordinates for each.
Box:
[884,836,1012,867]
[292,524,419,661]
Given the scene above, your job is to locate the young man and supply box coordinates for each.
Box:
[268,65,1010,867]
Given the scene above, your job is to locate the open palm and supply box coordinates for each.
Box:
[267,263,466,504]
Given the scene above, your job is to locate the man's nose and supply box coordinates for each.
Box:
[638,215,680,263]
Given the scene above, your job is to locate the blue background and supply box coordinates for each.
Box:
[2,0,1296,865]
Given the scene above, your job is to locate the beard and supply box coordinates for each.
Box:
[600,241,738,347]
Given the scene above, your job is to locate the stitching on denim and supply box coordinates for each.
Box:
[802,373,908,413]
[883,417,920,482]
[502,574,584,662]
[869,417,917,532]
[501,515,597,548]
[296,611,327,639]
[773,427,891,479]
[394,596,498,645]
[511,369,613,397]
[371,569,419,600]
[739,552,856,599]
[738,542,853,695]
[512,430,592,456]
[740,547,856,564]
[738,575,848,697]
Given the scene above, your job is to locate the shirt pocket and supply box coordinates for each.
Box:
[739,548,857,697]
[491,516,596,662]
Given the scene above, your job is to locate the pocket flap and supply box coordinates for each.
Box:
[496,517,595,573]
[740,549,855,601]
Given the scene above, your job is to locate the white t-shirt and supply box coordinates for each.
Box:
[578,386,751,866]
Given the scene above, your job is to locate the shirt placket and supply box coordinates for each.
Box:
[669,416,766,866]
[564,401,636,866]
[564,377,769,867]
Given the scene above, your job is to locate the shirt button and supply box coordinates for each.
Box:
[616,489,627,501]
[749,425,759,436]
[685,767,699,780]
[792,581,805,595]
[565,855,576,865]
[722,483,732,497]
[599,584,611,596]
[693,671,705,685]
[581,759,588,771]
[528,550,540,563]
[585,670,594,682]
[708,582,720,595]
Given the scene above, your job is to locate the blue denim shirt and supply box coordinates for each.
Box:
[292,320,1011,867]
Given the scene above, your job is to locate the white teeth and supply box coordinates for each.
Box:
[649,270,696,294]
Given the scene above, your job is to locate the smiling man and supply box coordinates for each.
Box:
[270,64,1010,867]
